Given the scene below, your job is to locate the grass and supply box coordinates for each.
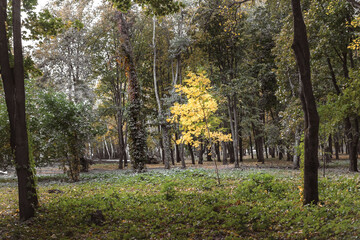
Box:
[0,166,360,239]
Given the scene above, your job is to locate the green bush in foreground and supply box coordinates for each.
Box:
[0,169,359,239]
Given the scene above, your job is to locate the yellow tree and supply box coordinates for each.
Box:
[168,71,232,184]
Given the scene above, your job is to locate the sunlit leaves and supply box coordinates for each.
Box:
[168,71,232,147]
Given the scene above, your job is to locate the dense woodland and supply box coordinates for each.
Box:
[1,0,360,237]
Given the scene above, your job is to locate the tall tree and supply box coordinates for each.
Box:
[152,16,171,169]
[116,11,147,172]
[291,0,319,205]
[0,0,38,220]
[110,0,182,171]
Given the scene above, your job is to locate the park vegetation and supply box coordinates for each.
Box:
[1,0,360,238]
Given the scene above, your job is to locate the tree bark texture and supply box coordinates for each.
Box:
[0,0,38,220]
[152,16,171,169]
[291,0,320,205]
[188,144,195,164]
[117,12,147,172]
[227,95,239,167]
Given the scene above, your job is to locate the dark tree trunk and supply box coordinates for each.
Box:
[269,147,275,158]
[239,135,243,162]
[291,0,320,205]
[278,148,283,160]
[117,12,147,172]
[334,133,340,160]
[0,0,38,220]
[287,150,292,162]
[158,126,165,164]
[346,117,359,171]
[198,143,204,164]
[253,120,264,164]
[222,142,228,165]
[264,142,268,159]
[117,112,125,169]
[175,132,181,163]
[170,147,175,165]
[238,105,243,162]
[206,144,212,162]
[215,142,221,162]
[227,142,235,163]
[188,144,195,165]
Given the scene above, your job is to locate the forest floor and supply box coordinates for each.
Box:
[1,154,352,177]
[0,154,359,239]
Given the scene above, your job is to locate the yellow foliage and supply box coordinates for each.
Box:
[348,16,360,51]
[168,71,232,147]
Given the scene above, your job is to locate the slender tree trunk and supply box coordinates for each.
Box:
[175,132,181,163]
[152,16,171,169]
[109,137,114,159]
[188,144,195,164]
[214,142,221,162]
[104,137,111,159]
[238,106,243,162]
[233,95,240,167]
[198,143,204,164]
[117,117,125,169]
[293,126,301,169]
[291,0,319,204]
[227,95,239,167]
[222,142,228,165]
[254,126,264,164]
[249,134,254,159]
[170,147,175,165]
[334,133,340,160]
[117,12,147,172]
[206,143,212,162]
[0,0,38,220]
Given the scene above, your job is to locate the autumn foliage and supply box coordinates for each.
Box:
[168,71,232,147]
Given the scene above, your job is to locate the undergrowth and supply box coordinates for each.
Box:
[0,169,359,239]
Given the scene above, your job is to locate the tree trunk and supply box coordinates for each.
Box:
[227,142,235,163]
[117,12,147,172]
[214,142,221,162]
[334,132,340,160]
[346,117,359,171]
[198,143,204,164]
[233,95,240,167]
[0,0,38,220]
[291,0,319,205]
[249,134,254,159]
[188,144,195,164]
[227,95,239,167]
[222,142,228,165]
[152,16,171,170]
[293,126,301,169]
[206,143,212,162]
[254,126,264,164]
[175,132,181,163]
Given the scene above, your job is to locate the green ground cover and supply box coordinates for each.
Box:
[0,168,359,239]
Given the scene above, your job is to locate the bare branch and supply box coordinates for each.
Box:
[347,0,360,9]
